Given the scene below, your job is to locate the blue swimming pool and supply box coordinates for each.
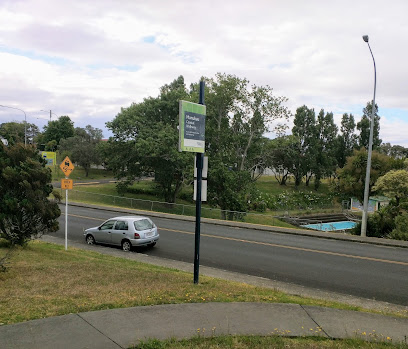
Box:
[301,221,357,231]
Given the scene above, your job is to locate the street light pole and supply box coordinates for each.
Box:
[0,104,27,145]
[40,109,57,122]
[361,35,377,237]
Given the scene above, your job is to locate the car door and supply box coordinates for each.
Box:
[97,220,116,243]
[111,220,129,245]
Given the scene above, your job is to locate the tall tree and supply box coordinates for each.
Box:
[379,143,408,159]
[312,110,338,190]
[357,101,381,150]
[202,74,290,215]
[291,105,316,186]
[335,113,357,168]
[59,125,103,177]
[42,116,75,148]
[106,76,193,203]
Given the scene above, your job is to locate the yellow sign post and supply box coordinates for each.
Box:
[59,156,75,251]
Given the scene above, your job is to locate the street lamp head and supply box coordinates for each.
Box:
[362,35,369,43]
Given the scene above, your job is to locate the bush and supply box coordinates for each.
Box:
[388,214,408,241]
[351,205,397,238]
[248,190,335,211]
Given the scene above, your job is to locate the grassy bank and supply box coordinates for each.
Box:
[0,241,385,326]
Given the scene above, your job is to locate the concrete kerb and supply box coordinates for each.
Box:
[64,201,408,249]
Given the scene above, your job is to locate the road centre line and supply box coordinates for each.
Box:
[74,182,100,186]
[159,228,408,267]
[67,213,408,267]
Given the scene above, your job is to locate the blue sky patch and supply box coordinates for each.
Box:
[142,35,155,43]
[0,46,69,66]
[86,63,141,72]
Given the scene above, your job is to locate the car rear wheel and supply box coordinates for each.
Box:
[122,240,132,252]
[86,235,95,245]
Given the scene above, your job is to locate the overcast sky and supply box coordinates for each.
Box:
[0,0,407,146]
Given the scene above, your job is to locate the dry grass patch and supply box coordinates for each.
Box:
[0,241,396,325]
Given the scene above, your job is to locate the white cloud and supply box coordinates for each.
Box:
[0,0,407,146]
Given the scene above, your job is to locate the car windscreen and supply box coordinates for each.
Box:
[133,219,154,231]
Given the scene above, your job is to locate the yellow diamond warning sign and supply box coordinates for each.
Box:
[60,156,75,177]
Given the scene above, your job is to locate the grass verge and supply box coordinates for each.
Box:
[134,336,408,349]
[0,240,393,326]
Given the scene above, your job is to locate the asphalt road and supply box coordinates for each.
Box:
[51,204,408,306]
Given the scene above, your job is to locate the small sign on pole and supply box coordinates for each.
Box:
[59,156,74,251]
[61,179,73,190]
[179,100,206,153]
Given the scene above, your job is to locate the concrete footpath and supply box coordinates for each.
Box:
[1,302,408,348]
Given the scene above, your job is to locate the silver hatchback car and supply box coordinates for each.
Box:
[84,216,159,251]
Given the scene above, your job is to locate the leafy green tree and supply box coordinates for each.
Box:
[291,105,316,186]
[106,76,194,203]
[335,113,357,168]
[42,116,75,147]
[312,110,338,190]
[0,122,25,145]
[373,170,408,207]
[357,102,381,149]
[202,73,290,215]
[0,143,60,247]
[265,135,298,185]
[379,143,408,159]
[0,122,40,145]
[207,160,252,220]
[337,148,392,203]
[59,125,103,177]
[389,214,408,241]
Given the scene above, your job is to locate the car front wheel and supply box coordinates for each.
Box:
[86,235,95,245]
[122,240,132,252]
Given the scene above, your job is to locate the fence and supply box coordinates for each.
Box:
[62,189,295,227]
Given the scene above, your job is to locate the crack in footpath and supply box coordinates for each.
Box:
[76,314,123,349]
[300,305,331,339]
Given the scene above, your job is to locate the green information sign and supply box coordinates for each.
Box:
[179,100,206,153]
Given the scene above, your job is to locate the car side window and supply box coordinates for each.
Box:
[115,221,128,230]
[100,220,116,230]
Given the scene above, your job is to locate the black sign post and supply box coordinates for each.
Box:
[193,81,205,284]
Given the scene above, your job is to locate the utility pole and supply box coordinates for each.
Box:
[193,80,205,284]
[361,35,377,237]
